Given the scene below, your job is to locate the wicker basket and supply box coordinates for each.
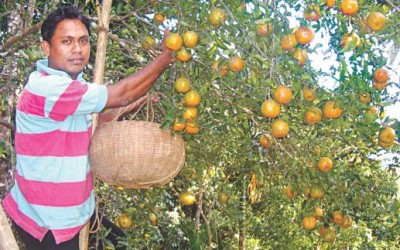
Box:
[89,120,185,189]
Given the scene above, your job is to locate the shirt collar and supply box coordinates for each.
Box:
[36,59,84,81]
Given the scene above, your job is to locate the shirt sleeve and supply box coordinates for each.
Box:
[26,73,108,122]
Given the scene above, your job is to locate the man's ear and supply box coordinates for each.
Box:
[41,41,50,57]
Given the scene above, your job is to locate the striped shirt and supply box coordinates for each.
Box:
[2,59,108,244]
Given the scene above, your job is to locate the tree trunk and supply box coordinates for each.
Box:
[0,204,19,250]
[79,0,113,249]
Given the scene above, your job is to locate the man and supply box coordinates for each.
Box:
[1,5,173,249]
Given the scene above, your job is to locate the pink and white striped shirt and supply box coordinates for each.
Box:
[2,59,108,244]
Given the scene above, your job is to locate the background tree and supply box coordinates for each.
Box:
[0,0,399,249]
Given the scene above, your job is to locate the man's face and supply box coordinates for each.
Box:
[41,19,90,80]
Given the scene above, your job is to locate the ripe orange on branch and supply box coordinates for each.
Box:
[228,56,245,72]
[340,0,358,16]
[373,68,389,83]
[281,34,297,51]
[367,12,386,31]
[304,4,321,21]
[174,77,191,93]
[117,213,133,229]
[179,192,196,206]
[304,106,322,124]
[154,13,165,24]
[341,33,361,49]
[271,120,289,138]
[323,101,343,119]
[259,134,271,148]
[184,90,201,107]
[173,119,186,131]
[273,85,293,105]
[176,48,192,62]
[294,26,314,45]
[261,99,281,118]
[183,31,198,48]
[293,48,308,66]
[165,33,183,51]
[209,8,226,27]
[379,127,396,144]
[317,157,333,173]
[182,107,198,121]
[359,92,371,103]
[185,122,200,134]
[285,185,297,199]
[302,86,317,101]
[302,216,317,230]
[256,23,273,37]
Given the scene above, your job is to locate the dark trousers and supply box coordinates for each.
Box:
[13,215,126,250]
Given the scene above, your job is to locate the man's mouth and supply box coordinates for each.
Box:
[70,58,84,64]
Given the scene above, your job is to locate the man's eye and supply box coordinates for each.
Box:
[62,40,71,44]
[80,38,88,44]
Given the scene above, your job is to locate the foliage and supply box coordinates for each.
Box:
[0,0,399,249]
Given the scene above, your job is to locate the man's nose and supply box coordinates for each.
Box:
[72,41,83,53]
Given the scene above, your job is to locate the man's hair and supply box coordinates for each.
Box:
[41,6,91,43]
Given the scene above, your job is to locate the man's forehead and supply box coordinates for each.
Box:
[54,19,89,37]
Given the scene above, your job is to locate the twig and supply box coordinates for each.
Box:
[0,120,15,131]
[384,0,400,13]
[0,22,42,53]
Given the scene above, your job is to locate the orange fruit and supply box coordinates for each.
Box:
[317,157,333,173]
[260,134,271,148]
[165,33,183,51]
[304,106,322,124]
[366,105,379,117]
[322,228,336,243]
[378,139,393,148]
[310,185,324,199]
[341,33,361,49]
[173,119,186,131]
[228,56,245,72]
[359,92,371,103]
[367,12,386,31]
[294,26,314,45]
[182,107,198,121]
[179,192,196,206]
[302,86,317,101]
[273,85,293,105]
[184,90,201,107]
[326,0,336,8]
[183,31,198,48]
[141,36,156,50]
[174,77,191,93]
[271,120,289,138]
[302,216,317,230]
[323,101,343,119]
[293,48,308,66]
[332,211,343,225]
[285,185,297,199]
[117,213,133,229]
[149,213,158,225]
[185,122,200,134]
[281,34,297,51]
[256,23,273,37]
[212,60,229,77]
[304,4,321,21]
[340,0,358,16]
[342,215,352,229]
[154,13,165,24]
[373,81,388,90]
[176,48,192,62]
[261,99,281,118]
[379,127,396,144]
[209,8,226,27]
[373,68,389,83]
[315,207,324,219]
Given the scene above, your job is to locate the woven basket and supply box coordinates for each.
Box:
[89,120,185,189]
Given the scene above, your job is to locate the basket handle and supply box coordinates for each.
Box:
[109,92,160,123]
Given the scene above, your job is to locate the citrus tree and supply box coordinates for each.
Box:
[0,0,399,249]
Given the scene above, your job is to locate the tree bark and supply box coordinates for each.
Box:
[0,204,19,250]
[79,0,113,249]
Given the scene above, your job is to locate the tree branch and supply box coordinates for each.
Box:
[0,21,42,53]
[384,0,400,13]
